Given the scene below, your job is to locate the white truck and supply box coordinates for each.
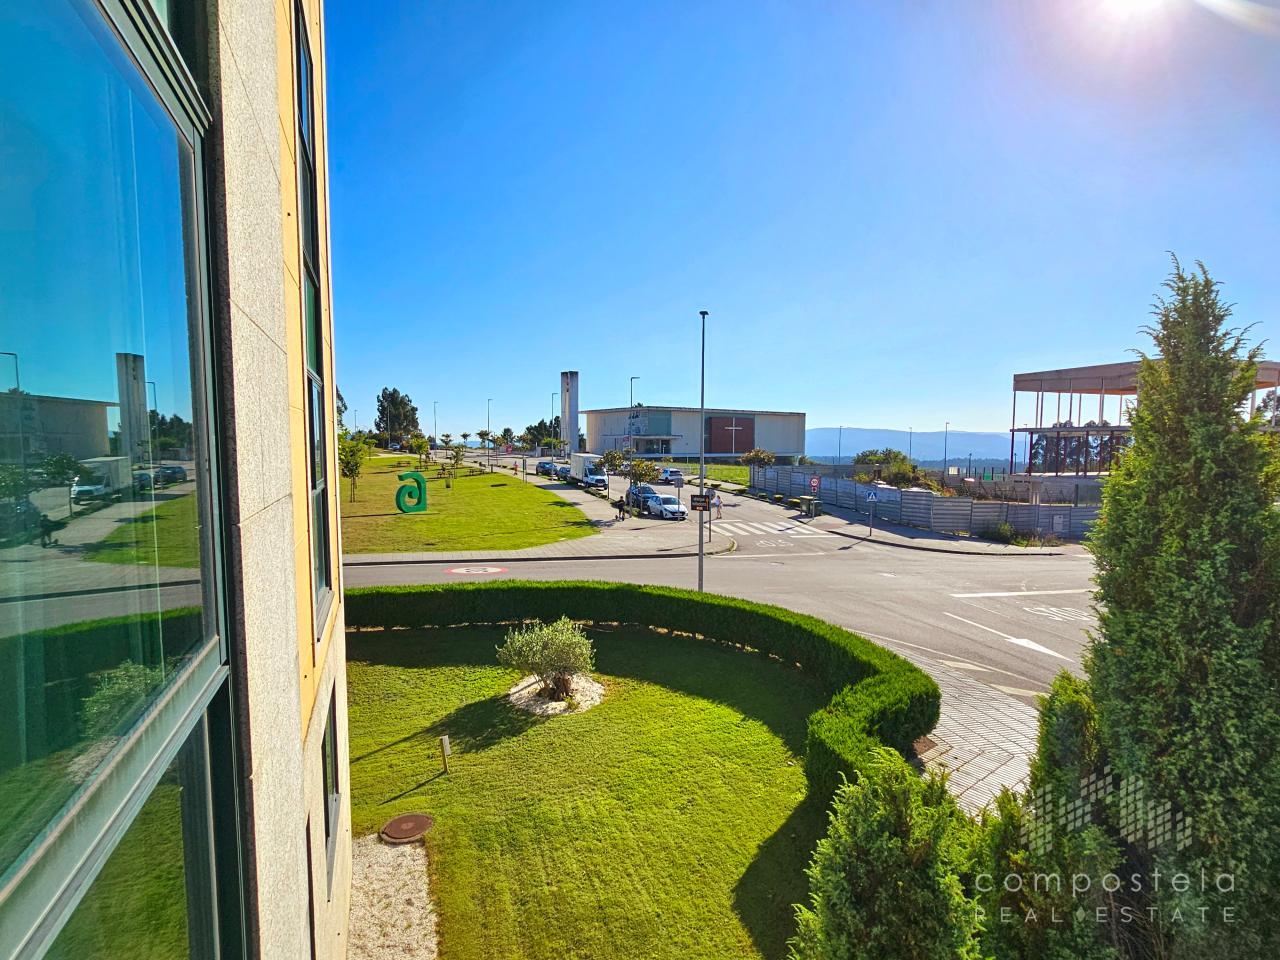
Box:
[569,453,608,489]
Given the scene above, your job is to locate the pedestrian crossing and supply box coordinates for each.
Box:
[711,519,837,539]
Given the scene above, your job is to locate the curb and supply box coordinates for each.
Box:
[343,534,738,568]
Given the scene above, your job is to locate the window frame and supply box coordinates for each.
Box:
[293,0,333,635]
[0,0,239,955]
[320,690,340,889]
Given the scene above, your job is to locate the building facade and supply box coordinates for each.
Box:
[583,406,806,462]
[0,1,349,957]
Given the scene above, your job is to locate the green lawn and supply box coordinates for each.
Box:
[348,625,828,960]
[341,459,597,553]
[661,460,750,485]
[45,777,188,959]
[83,493,201,568]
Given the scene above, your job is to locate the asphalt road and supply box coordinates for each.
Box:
[346,479,1097,705]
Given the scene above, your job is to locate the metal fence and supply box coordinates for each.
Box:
[751,466,1099,539]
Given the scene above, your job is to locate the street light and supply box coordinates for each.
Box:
[551,391,559,457]
[698,310,709,592]
[486,398,492,472]
[433,400,438,447]
[146,380,162,470]
[943,421,950,475]
[908,426,913,464]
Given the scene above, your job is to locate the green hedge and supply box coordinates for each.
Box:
[346,582,939,802]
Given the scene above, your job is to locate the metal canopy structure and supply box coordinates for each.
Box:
[1010,359,1280,475]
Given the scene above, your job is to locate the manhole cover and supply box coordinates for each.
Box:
[380,813,435,844]
[447,565,507,575]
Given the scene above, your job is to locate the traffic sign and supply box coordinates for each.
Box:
[673,474,684,489]
[866,491,877,502]
[810,475,820,493]
[690,494,711,512]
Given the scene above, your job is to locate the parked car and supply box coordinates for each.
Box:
[581,473,608,490]
[388,442,401,451]
[156,464,188,484]
[536,460,556,476]
[71,473,114,503]
[658,467,684,485]
[644,494,688,520]
[626,483,657,508]
[556,465,572,482]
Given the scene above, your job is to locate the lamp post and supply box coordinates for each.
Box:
[629,375,639,451]
[698,310,708,592]
[433,400,438,448]
[551,392,558,457]
[908,426,913,464]
[837,425,843,467]
[943,421,950,474]
[486,398,493,472]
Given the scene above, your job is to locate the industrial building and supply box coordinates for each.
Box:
[583,405,806,462]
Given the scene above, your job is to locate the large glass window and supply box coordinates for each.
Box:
[320,691,339,879]
[0,0,228,951]
[295,6,331,620]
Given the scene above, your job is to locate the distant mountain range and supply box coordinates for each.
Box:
[805,427,1010,462]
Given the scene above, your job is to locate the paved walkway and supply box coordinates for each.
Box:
[761,494,1080,557]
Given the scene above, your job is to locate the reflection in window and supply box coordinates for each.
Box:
[0,0,212,881]
[46,723,214,959]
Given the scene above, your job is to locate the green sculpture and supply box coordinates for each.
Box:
[395,471,428,513]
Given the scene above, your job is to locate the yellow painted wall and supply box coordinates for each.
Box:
[277,0,341,730]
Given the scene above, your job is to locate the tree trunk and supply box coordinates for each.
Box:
[547,673,574,701]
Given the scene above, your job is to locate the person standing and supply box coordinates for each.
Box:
[712,492,723,519]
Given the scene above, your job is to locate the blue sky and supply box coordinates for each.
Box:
[326,0,1279,436]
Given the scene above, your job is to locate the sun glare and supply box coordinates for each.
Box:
[1099,0,1172,20]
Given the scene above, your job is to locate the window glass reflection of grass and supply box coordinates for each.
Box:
[84,493,200,568]
[45,773,188,959]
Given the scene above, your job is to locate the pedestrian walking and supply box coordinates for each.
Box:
[615,497,627,522]
[39,513,55,548]
[712,493,722,519]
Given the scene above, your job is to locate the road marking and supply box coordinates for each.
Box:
[712,551,829,560]
[1024,605,1093,623]
[939,659,992,672]
[714,520,836,539]
[943,612,1074,661]
[991,684,1046,699]
[446,565,508,575]
[949,588,1090,598]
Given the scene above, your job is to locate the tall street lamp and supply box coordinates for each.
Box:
[433,400,438,447]
[698,310,709,592]
[943,421,950,474]
[551,391,559,457]
[486,398,493,472]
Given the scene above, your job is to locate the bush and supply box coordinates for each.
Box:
[790,748,982,960]
[80,660,165,740]
[496,616,594,700]
[984,520,1016,544]
[346,581,939,805]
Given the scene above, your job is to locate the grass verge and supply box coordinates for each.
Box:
[83,493,200,568]
[348,624,827,960]
[340,460,596,553]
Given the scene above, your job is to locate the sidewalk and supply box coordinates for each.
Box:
[759,494,1080,558]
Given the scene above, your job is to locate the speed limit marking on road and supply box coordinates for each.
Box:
[447,565,508,575]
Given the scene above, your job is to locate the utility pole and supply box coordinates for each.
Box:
[698,310,708,592]
[943,421,950,474]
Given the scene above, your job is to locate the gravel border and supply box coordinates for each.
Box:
[508,673,605,715]
[348,834,437,960]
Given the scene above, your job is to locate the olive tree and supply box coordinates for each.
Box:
[496,617,595,701]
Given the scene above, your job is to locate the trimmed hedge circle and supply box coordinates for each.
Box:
[346,581,939,802]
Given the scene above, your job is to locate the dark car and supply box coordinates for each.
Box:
[157,464,188,484]
[626,483,657,508]
[536,460,556,476]
[555,465,572,482]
